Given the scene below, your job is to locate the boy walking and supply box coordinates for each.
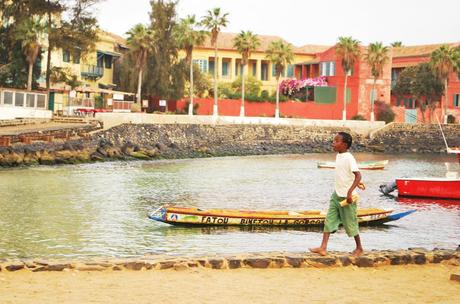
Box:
[310,132,364,257]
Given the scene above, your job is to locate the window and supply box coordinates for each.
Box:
[63,50,70,63]
[104,55,112,69]
[193,59,208,73]
[454,94,460,107]
[97,53,104,68]
[73,51,81,64]
[37,94,46,108]
[272,64,277,77]
[208,60,215,74]
[261,63,268,81]
[235,62,242,76]
[222,62,228,76]
[15,92,24,107]
[286,64,294,77]
[3,91,13,105]
[26,93,35,108]
[320,61,336,76]
[252,62,256,76]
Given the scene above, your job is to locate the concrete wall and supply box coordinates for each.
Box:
[95,112,385,136]
[0,106,52,120]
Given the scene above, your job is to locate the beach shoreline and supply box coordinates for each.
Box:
[0,264,459,304]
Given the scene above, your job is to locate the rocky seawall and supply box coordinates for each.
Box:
[0,123,459,167]
[0,248,459,272]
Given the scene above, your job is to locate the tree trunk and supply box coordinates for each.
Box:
[137,68,143,104]
[45,8,52,90]
[343,74,348,121]
[27,62,33,91]
[189,57,194,116]
[240,65,245,117]
[370,78,376,121]
[275,76,280,118]
[213,43,218,117]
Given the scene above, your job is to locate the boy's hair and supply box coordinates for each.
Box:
[338,132,353,149]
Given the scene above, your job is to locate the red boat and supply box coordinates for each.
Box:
[396,178,460,199]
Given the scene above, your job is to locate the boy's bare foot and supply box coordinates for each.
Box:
[309,247,327,256]
[351,248,364,257]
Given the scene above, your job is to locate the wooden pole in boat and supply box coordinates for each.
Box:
[435,114,450,152]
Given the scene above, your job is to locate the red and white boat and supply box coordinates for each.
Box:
[396,177,460,199]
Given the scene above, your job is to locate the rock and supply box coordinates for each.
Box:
[208,259,225,269]
[33,263,71,272]
[433,250,454,263]
[173,262,189,271]
[124,261,145,271]
[243,258,271,269]
[354,256,374,267]
[227,259,242,269]
[450,273,460,282]
[285,256,304,268]
[75,265,106,271]
[6,264,24,271]
[306,257,337,267]
[412,254,427,265]
[112,266,123,271]
[338,256,352,266]
[270,258,286,268]
[159,261,175,270]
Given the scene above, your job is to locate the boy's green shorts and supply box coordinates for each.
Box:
[323,192,359,237]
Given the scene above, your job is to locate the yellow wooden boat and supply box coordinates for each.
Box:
[148,206,414,227]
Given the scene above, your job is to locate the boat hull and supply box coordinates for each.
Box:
[149,206,414,227]
[396,178,460,199]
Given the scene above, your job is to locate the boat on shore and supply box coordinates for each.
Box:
[395,177,460,199]
[317,160,389,170]
[148,206,414,227]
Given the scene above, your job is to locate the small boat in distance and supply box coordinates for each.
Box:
[149,205,414,227]
[317,160,389,170]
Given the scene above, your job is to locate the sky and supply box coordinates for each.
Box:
[94,0,460,47]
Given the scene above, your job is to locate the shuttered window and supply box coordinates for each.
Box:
[286,64,294,77]
[454,94,460,107]
[320,61,335,76]
[193,59,208,73]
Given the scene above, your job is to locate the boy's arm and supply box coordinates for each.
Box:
[347,171,362,203]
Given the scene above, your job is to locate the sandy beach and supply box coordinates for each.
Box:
[0,264,458,304]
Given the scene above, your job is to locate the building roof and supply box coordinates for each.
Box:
[198,32,329,54]
[99,30,128,48]
[392,42,459,58]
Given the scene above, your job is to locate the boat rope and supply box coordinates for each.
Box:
[435,114,450,152]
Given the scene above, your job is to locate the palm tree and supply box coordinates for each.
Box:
[364,42,390,121]
[175,15,208,116]
[265,40,294,119]
[201,7,229,117]
[335,36,361,120]
[431,45,460,123]
[126,24,154,104]
[233,31,260,117]
[14,18,45,91]
[390,41,403,48]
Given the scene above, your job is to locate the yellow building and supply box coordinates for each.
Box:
[189,32,329,93]
[40,30,133,114]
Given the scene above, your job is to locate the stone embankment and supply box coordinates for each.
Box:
[0,122,459,167]
[0,248,458,272]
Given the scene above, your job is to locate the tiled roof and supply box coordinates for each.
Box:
[393,42,459,58]
[99,29,128,47]
[198,32,329,54]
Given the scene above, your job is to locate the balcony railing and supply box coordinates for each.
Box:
[81,65,103,79]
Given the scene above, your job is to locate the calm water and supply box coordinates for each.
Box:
[0,153,459,259]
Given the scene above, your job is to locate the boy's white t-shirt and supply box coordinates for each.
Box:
[334,152,359,197]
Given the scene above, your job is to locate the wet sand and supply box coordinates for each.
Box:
[0,264,458,304]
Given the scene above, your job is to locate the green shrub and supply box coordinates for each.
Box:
[260,90,270,100]
[447,114,456,124]
[375,101,395,123]
[231,75,262,96]
[351,114,366,120]
[94,95,104,109]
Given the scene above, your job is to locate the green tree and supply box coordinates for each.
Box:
[390,41,403,48]
[393,63,443,122]
[233,31,260,117]
[201,7,229,117]
[14,17,46,91]
[126,24,154,104]
[175,15,208,115]
[336,36,361,120]
[145,0,179,101]
[364,42,390,121]
[430,45,460,123]
[265,39,294,118]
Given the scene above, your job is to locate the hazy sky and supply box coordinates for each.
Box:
[95,0,460,46]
